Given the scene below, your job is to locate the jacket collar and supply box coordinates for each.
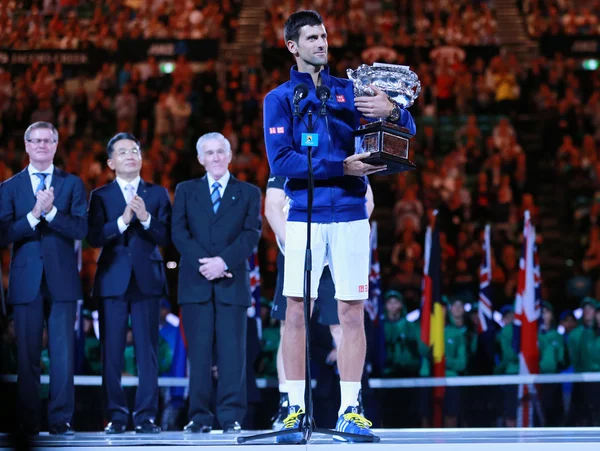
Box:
[290,65,331,88]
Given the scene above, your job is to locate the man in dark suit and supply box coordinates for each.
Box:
[0,122,87,435]
[172,132,261,434]
[87,132,171,434]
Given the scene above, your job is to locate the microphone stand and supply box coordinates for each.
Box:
[239,97,379,445]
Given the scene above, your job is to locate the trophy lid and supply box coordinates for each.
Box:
[347,63,421,108]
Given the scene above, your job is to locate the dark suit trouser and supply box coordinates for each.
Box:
[13,277,76,430]
[182,301,247,427]
[101,276,160,425]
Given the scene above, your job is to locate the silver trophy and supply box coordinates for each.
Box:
[347,63,421,174]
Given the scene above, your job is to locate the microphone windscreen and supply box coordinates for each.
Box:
[294,83,309,100]
[316,85,331,102]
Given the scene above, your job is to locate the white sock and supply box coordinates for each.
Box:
[287,380,306,410]
[339,381,361,417]
[279,383,288,394]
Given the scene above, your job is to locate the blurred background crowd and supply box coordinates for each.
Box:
[1,0,600,432]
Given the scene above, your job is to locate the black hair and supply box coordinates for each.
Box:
[283,10,324,43]
[106,132,140,158]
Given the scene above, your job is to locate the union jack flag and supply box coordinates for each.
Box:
[248,247,261,319]
[478,225,494,333]
[366,221,386,376]
[513,211,542,427]
[366,221,380,323]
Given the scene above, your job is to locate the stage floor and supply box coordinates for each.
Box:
[2,428,600,450]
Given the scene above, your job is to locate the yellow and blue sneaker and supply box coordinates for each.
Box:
[333,406,375,442]
[275,405,304,444]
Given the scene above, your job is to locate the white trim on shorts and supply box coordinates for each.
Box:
[282,219,370,301]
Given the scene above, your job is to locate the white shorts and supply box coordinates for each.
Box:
[283,219,370,301]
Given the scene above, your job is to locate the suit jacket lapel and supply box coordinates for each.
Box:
[194,175,215,217]
[50,167,65,201]
[111,180,127,211]
[137,179,150,203]
[214,176,240,223]
[18,169,36,211]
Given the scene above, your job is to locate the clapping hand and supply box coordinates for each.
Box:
[36,186,54,214]
[130,195,149,221]
[122,204,134,225]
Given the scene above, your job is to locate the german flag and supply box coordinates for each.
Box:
[420,213,445,426]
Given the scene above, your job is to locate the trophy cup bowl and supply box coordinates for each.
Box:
[347,63,421,175]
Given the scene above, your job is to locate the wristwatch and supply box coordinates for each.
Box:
[386,97,401,122]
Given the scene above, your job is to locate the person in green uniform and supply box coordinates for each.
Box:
[538,301,566,426]
[567,297,597,425]
[382,290,422,377]
[494,304,518,427]
[443,298,467,428]
[259,300,280,378]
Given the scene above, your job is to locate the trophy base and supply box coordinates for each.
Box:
[363,153,416,175]
[354,121,417,175]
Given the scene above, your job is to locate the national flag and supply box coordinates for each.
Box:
[160,307,188,408]
[420,225,432,347]
[365,222,380,323]
[366,221,385,375]
[477,224,497,373]
[421,213,445,427]
[478,225,494,334]
[513,211,541,427]
[73,240,85,374]
[248,247,262,338]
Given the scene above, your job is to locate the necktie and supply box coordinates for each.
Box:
[124,184,134,204]
[34,173,48,193]
[211,182,221,213]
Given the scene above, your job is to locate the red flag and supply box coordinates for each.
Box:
[514,211,541,427]
[421,214,445,427]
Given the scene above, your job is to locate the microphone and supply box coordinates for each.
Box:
[316,85,331,116]
[293,83,309,115]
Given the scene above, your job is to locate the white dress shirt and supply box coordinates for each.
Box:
[115,176,152,234]
[26,163,58,229]
[206,170,230,200]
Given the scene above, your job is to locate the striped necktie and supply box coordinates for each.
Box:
[211,182,221,213]
[34,173,48,193]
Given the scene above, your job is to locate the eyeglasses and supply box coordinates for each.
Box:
[26,139,57,146]
[115,148,141,157]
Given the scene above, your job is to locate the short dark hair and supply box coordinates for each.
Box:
[24,122,58,142]
[284,10,323,43]
[106,132,140,158]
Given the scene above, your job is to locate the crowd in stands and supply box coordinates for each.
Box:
[264,0,500,48]
[1,0,600,430]
[520,0,600,37]
[0,0,241,49]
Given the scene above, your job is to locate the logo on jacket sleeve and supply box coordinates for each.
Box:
[336,95,346,103]
[269,127,285,134]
